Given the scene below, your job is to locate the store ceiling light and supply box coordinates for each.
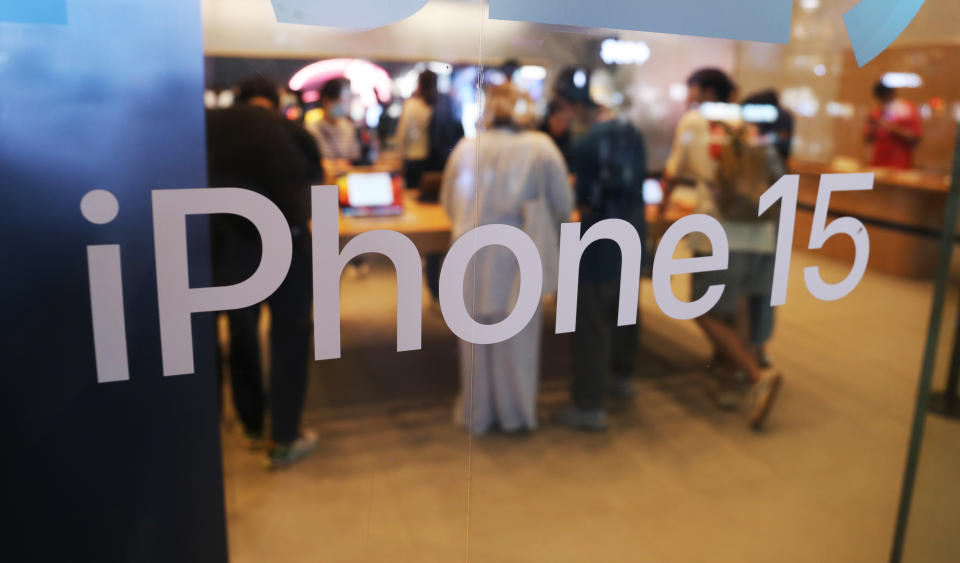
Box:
[519,65,547,81]
[289,58,393,105]
[427,62,453,76]
[742,104,779,124]
[573,70,587,88]
[600,39,650,66]
[700,102,741,122]
[669,83,688,102]
[826,101,855,119]
[882,72,923,88]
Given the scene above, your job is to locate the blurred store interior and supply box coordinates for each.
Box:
[196,1,960,561]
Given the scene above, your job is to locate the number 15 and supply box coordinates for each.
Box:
[760,173,875,306]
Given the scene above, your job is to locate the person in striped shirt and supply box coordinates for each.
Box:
[308,78,361,178]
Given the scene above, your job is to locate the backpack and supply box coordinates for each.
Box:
[426,94,464,171]
[586,120,646,230]
[713,123,785,222]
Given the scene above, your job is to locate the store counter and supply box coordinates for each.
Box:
[790,160,952,279]
[339,191,452,255]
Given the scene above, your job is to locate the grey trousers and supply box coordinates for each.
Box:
[572,281,639,411]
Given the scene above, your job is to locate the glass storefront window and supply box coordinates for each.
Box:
[6,1,960,561]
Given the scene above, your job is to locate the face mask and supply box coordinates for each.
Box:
[330,103,348,119]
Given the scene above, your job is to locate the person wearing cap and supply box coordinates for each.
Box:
[550,68,648,432]
[663,68,783,430]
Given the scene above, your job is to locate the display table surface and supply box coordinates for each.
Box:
[338,192,452,255]
[790,160,952,279]
[338,162,954,279]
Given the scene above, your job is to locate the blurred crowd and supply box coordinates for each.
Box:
[206,59,920,468]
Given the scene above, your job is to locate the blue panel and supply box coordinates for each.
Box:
[489,0,793,44]
[0,0,66,24]
[270,0,428,29]
[844,0,926,67]
[1,0,227,560]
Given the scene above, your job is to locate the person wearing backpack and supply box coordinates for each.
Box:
[663,68,783,431]
[741,89,794,369]
[550,69,647,432]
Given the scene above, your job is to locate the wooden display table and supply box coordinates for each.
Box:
[790,160,951,279]
[338,192,452,255]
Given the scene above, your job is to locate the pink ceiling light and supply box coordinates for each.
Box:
[289,58,393,106]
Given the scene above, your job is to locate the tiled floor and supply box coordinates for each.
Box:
[220,250,957,562]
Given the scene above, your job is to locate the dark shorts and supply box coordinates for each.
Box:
[691,251,775,321]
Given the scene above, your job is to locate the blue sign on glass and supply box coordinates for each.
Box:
[0,0,67,24]
[844,0,926,66]
[489,0,793,44]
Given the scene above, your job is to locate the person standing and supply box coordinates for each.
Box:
[396,70,438,189]
[207,77,321,467]
[865,81,922,169]
[397,70,464,300]
[550,69,647,432]
[440,84,573,435]
[308,78,361,178]
[740,89,795,368]
[663,68,783,430]
[540,98,575,167]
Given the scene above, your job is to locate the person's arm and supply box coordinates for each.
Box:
[440,140,467,219]
[662,116,691,212]
[394,100,410,159]
[631,129,648,243]
[345,122,362,163]
[540,139,574,223]
[864,108,879,144]
[569,133,596,217]
[887,105,923,145]
[288,121,323,182]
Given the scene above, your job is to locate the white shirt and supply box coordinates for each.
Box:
[441,129,573,315]
[308,118,360,161]
[665,108,775,254]
[395,97,433,161]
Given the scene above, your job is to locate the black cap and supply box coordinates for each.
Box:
[235,77,280,108]
[554,67,597,107]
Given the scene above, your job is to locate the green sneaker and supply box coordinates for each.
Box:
[243,430,268,452]
[608,376,637,400]
[266,429,319,469]
[554,407,609,433]
[749,372,783,431]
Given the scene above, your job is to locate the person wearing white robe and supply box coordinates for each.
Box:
[440,85,573,435]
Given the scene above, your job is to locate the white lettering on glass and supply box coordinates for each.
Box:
[153,188,293,376]
[804,173,874,301]
[555,219,643,334]
[653,215,730,320]
[312,186,422,361]
[440,224,543,345]
[82,190,129,383]
[85,173,875,383]
[759,175,800,307]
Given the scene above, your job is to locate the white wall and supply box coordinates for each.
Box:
[202,0,736,169]
[202,0,602,66]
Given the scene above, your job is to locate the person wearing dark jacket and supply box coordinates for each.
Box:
[206,77,321,468]
[551,69,648,432]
